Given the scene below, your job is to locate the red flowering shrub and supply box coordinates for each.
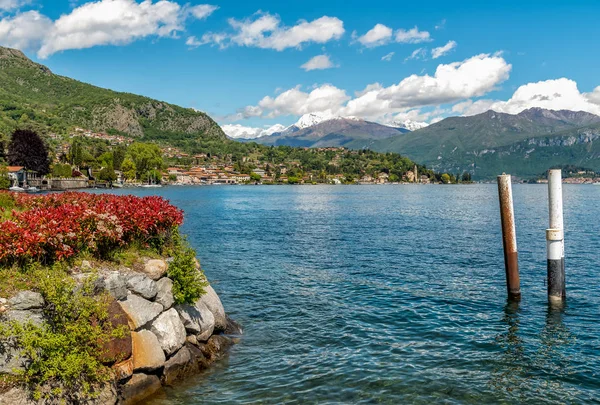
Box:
[0,192,183,265]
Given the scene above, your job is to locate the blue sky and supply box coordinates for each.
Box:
[1,0,600,137]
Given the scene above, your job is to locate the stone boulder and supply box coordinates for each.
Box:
[176,301,215,342]
[4,309,44,327]
[155,278,174,310]
[198,335,234,363]
[97,272,128,301]
[119,295,162,330]
[197,285,227,332]
[0,339,28,375]
[141,259,168,280]
[99,300,132,364]
[120,373,161,405]
[149,308,186,356]
[224,314,244,336]
[131,330,165,371]
[113,357,134,380]
[125,273,158,300]
[161,346,199,386]
[8,291,44,310]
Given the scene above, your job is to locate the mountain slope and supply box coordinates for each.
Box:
[371,108,600,179]
[250,116,409,148]
[0,46,225,143]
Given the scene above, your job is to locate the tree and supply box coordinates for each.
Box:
[52,163,73,178]
[97,164,117,183]
[441,173,451,184]
[461,171,472,183]
[250,172,261,182]
[121,158,137,180]
[0,165,10,189]
[112,145,127,170]
[126,143,164,179]
[8,129,50,174]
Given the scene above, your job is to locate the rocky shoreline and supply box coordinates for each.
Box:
[0,258,241,404]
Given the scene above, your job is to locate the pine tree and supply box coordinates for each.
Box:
[7,129,50,174]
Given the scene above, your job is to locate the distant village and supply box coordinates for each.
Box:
[43,128,434,188]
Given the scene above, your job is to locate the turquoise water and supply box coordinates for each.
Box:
[103,185,600,404]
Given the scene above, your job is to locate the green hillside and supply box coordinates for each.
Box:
[0,46,225,146]
[371,109,600,179]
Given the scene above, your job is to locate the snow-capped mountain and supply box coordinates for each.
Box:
[391,119,429,131]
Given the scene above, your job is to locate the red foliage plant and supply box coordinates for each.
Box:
[0,192,183,265]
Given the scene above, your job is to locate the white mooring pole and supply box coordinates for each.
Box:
[546,169,565,303]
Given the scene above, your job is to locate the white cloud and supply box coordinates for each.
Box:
[188,4,218,20]
[243,53,512,122]
[301,54,335,71]
[0,11,52,50]
[431,40,456,59]
[435,19,446,30]
[222,123,286,139]
[257,84,351,118]
[381,51,394,62]
[405,47,426,61]
[395,26,431,44]
[357,23,392,47]
[453,78,600,116]
[0,0,218,58]
[355,24,431,47]
[38,0,188,58]
[0,0,30,10]
[200,12,345,51]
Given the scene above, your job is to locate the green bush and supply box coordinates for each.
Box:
[0,265,127,401]
[168,241,208,305]
[0,166,9,189]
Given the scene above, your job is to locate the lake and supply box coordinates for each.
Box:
[100,184,600,404]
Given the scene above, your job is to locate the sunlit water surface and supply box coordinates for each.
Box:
[98,185,600,404]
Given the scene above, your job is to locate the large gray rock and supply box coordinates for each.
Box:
[98,272,128,301]
[149,308,186,356]
[4,309,44,327]
[155,278,174,310]
[0,340,28,375]
[120,373,162,405]
[176,301,214,342]
[118,295,162,330]
[8,291,44,310]
[162,346,198,386]
[198,285,227,332]
[141,259,168,280]
[131,330,166,371]
[126,273,158,300]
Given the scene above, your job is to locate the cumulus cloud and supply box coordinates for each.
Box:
[243,53,512,121]
[199,12,344,51]
[453,78,600,116]
[0,0,218,58]
[395,26,431,43]
[381,51,394,62]
[0,0,30,11]
[256,84,351,118]
[300,54,335,71]
[357,23,392,47]
[431,40,456,59]
[222,123,286,139]
[0,11,51,50]
[355,24,431,48]
[188,4,218,20]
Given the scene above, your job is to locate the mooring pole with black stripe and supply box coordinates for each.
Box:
[497,174,521,299]
[547,169,566,303]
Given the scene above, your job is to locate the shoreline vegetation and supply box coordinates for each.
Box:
[0,191,241,404]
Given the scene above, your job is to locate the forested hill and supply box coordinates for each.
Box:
[0,46,225,144]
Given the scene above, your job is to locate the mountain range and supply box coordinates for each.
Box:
[237,108,600,179]
[236,112,414,148]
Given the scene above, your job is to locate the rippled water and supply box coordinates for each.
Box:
[101,185,600,404]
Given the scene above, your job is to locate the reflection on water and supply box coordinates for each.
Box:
[490,299,575,402]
